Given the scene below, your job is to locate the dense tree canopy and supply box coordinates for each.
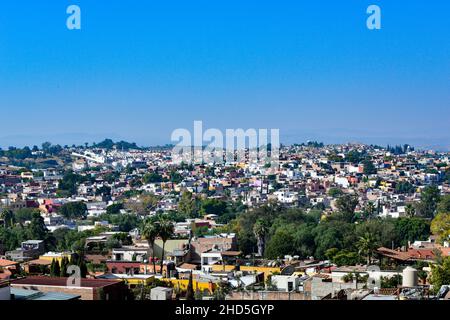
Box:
[417,185,441,218]
[59,202,88,219]
[231,204,431,262]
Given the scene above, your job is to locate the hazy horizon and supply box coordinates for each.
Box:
[1,1,449,151]
[0,131,448,152]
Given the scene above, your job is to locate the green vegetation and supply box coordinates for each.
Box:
[416,185,441,218]
[97,212,140,232]
[143,172,164,184]
[59,201,88,219]
[140,215,175,274]
[57,171,91,197]
[177,191,198,218]
[395,181,416,194]
[362,159,377,175]
[432,195,450,247]
[106,203,124,215]
[429,257,450,293]
[381,275,402,288]
[229,204,431,262]
[328,188,343,197]
[93,139,140,151]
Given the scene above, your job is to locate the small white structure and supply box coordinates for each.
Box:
[274,190,299,204]
[201,251,222,272]
[111,247,149,262]
[150,287,173,300]
[402,267,418,287]
[334,176,350,188]
[271,275,301,292]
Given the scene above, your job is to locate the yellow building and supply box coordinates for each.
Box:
[239,266,282,280]
[211,265,236,272]
[39,252,74,264]
[163,278,217,294]
[119,275,154,287]
[99,274,155,287]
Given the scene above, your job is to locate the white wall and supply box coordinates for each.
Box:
[272,275,300,292]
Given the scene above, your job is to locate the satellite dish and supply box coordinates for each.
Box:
[281,265,295,276]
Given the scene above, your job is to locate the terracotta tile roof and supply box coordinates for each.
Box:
[407,249,436,260]
[0,269,12,280]
[377,247,438,261]
[439,247,450,257]
[377,247,410,261]
[0,259,18,267]
[221,251,241,256]
[177,263,198,270]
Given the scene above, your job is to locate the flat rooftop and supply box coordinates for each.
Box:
[11,288,80,300]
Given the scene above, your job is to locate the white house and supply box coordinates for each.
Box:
[271,275,301,292]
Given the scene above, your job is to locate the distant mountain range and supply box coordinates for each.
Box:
[0,133,448,152]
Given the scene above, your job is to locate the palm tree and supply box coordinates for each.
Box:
[357,232,378,265]
[158,216,174,276]
[253,219,269,257]
[342,273,354,283]
[141,220,160,274]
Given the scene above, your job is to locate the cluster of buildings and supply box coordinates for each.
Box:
[0,142,449,300]
[2,143,449,221]
[1,231,449,300]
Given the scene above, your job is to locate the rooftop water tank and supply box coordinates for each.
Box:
[402,266,418,287]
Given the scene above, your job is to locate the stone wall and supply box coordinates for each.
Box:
[226,291,308,300]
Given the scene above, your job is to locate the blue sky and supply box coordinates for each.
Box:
[0,1,449,149]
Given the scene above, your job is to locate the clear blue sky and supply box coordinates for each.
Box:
[0,1,449,149]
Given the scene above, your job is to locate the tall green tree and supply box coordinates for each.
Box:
[265,228,296,259]
[60,256,69,277]
[141,220,160,274]
[417,185,441,218]
[253,219,269,257]
[157,217,174,275]
[336,195,359,222]
[28,212,48,239]
[357,233,378,265]
[199,199,227,216]
[394,217,430,247]
[186,272,195,300]
[51,259,61,277]
[362,159,377,175]
[429,257,450,294]
[50,259,56,276]
[178,191,198,218]
[59,202,88,219]
[431,212,450,244]
[0,209,15,228]
[437,195,450,214]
